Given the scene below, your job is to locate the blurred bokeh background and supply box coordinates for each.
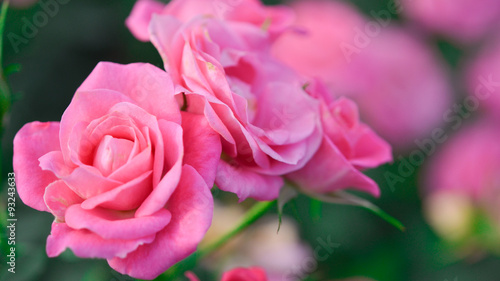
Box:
[1,0,500,280]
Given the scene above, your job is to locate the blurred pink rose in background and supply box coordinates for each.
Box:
[426,121,500,203]
[401,0,500,43]
[425,121,500,250]
[337,27,453,150]
[273,1,453,150]
[287,80,392,197]
[272,0,366,87]
[466,34,500,120]
[13,62,220,280]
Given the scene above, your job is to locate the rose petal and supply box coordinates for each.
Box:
[135,120,183,217]
[77,62,181,124]
[215,160,283,201]
[44,180,84,222]
[252,82,319,146]
[39,151,74,179]
[109,102,166,186]
[149,14,184,82]
[108,165,213,279]
[109,146,154,183]
[62,165,121,199]
[349,124,393,169]
[181,112,221,187]
[93,135,135,176]
[81,171,153,211]
[126,0,166,42]
[13,122,61,211]
[163,0,293,37]
[221,267,268,281]
[76,113,147,166]
[287,138,380,197]
[46,222,155,259]
[86,113,148,152]
[60,89,135,163]
[251,125,323,176]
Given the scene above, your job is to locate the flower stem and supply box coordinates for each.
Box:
[158,200,276,280]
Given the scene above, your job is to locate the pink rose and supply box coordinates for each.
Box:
[13,62,221,280]
[337,28,453,150]
[287,81,392,197]
[424,121,500,245]
[275,7,453,149]
[271,0,367,87]
[144,13,322,200]
[426,121,500,202]
[401,0,500,43]
[466,35,500,120]
[126,0,293,42]
[187,267,268,281]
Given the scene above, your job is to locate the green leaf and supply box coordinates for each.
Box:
[306,190,405,232]
[310,198,323,221]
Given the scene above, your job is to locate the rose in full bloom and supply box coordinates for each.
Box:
[187,267,269,281]
[274,4,453,150]
[401,0,500,43]
[128,1,323,201]
[126,0,293,42]
[424,121,500,250]
[287,80,392,197]
[13,62,221,279]
[466,35,500,120]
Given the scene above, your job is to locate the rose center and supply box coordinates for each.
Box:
[93,135,134,176]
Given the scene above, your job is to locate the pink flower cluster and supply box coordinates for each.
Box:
[12,0,392,279]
